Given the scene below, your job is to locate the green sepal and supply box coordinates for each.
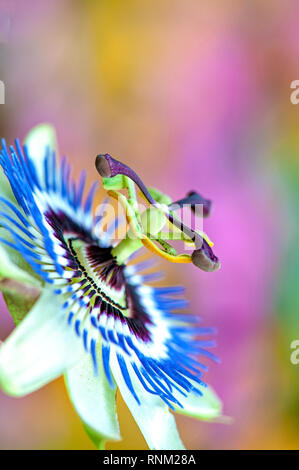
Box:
[2,285,39,326]
[0,228,42,324]
[0,229,40,287]
[0,168,15,202]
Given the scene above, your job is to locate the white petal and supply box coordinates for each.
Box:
[0,287,81,396]
[173,384,223,421]
[24,124,57,180]
[65,346,121,448]
[110,351,185,450]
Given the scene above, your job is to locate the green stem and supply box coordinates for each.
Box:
[111,237,143,265]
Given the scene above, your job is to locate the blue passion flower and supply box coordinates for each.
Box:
[0,125,224,450]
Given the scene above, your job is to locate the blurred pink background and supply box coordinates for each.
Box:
[1,0,299,449]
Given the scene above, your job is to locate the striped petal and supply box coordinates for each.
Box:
[110,349,185,450]
[0,287,81,396]
[65,342,120,449]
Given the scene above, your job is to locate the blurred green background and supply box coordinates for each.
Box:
[1,0,299,449]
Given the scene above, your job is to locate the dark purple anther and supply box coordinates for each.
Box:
[169,191,212,217]
[191,239,221,272]
[95,154,155,204]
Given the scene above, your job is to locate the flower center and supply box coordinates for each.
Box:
[66,237,128,311]
[43,207,153,342]
[45,208,131,316]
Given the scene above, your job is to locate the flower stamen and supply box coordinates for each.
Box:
[95,154,220,272]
